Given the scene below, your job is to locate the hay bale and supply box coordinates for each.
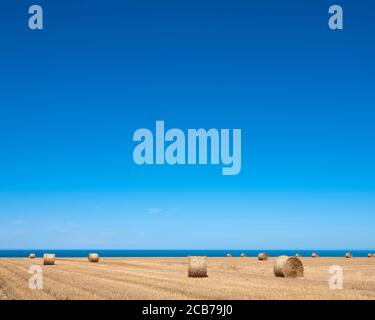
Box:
[188,256,207,278]
[295,253,301,258]
[274,256,304,278]
[312,252,319,258]
[345,252,353,259]
[28,253,36,259]
[258,253,269,261]
[88,253,100,262]
[43,253,55,265]
[226,253,233,257]
[240,253,247,257]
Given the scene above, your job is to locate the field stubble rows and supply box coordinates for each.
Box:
[0,257,374,300]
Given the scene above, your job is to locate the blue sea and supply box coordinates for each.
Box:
[0,250,372,258]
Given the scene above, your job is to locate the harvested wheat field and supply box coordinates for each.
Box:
[0,257,374,300]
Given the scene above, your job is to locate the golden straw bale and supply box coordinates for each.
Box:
[43,253,55,265]
[188,256,208,278]
[88,253,100,262]
[258,253,269,261]
[274,256,304,278]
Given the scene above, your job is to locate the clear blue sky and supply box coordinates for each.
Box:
[0,0,374,249]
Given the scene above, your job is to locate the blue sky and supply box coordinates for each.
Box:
[0,0,374,249]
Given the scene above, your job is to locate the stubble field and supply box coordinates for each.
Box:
[0,257,374,300]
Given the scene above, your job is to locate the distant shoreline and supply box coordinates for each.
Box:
[0,249,373,258]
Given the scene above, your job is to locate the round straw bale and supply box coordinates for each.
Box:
[188,256,207,278]
[345,252,353,258]
[240,253,247,257]
[258,253,269,261]
[43,253,55,265]
[28,253,36,259]
[295,253,301,257]
[274,256,304,278]
[312,252,319,258]
[88,253,100,262]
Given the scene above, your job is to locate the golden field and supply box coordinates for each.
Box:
[0,257,374,300]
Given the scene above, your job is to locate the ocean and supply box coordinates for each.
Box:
[0,250,372,258]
